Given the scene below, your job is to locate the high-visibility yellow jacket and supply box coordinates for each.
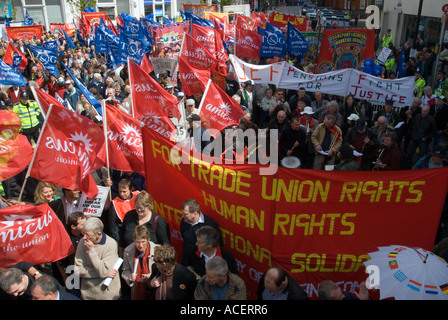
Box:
[414,77,426,98]
[13,100,40,130]
[382,34,393,47]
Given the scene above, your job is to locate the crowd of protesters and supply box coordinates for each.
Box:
[0,14,448,301]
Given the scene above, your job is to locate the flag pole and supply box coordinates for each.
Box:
[197,79,212,115]
[127,57,135,118]
[18,104,54,203]
[101,100,112,201]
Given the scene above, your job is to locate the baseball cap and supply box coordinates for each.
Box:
[20,91,29,99]
[187,114,201,122]
[355,119,366,131]
[186,99,195,106]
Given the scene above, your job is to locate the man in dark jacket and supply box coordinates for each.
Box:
[257,267,308,300]
[334,144,361,171]
[180,199,221,265]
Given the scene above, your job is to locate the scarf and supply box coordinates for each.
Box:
[155,271,168,300]
[132,243,151,300]
[327,125,341,141]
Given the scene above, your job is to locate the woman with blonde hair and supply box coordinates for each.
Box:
[34,181,59,205]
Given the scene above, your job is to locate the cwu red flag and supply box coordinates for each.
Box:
[29,104,106,199]
[0,203,75,267]
[105,103,144,175]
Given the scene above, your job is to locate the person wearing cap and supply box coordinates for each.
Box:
[432,94,448,146]
[434,70,447,98]
[184,99,199,128]
[374,99,400,127]
[12,91,41,144]
[414,67,425,98]
[63,79,81,108]
[299,106,319,169]
[1,99,14,111]
[187,113,211,155]
[344,118,375,170]
[176,91,185,103]
[334,144,361,171]
[413,144,448,169]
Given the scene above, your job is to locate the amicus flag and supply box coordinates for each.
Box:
[178,55,210,96]
[104,103,144,175]
[0,111,33,181]
[32,87,64,116]
[128,59,178,139]
[191,23,216,56]
[234,27,262,62]
[0,203,74,267]
[198,80,244,137]
[3,43,28,69]
[181,33,218,71]
[29,104,106,199]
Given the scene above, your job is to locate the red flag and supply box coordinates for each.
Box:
[191,23,217,56]
[140,53,154,74]
[233,14,251,30]
[178,55,210,96]
[234,27,262,62]
[0,203,74,267]
[33,87,65,116]
[105,103,144,175]
[251,12,269,30]
[29,104,106,199]
[6,25,43,40]
[181,33,218,71]
[128,59,178,139]
[199,81,244,137]
[3,43,28,69]
[0,111,33,181]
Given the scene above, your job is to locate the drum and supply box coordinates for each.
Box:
[281,156,301,168]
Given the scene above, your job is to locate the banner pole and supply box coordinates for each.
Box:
[101,100,112,201]
[18,104,54,203]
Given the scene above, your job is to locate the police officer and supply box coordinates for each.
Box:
[382,29,393,48]
[414,68,426,99]
[13,91,41,144]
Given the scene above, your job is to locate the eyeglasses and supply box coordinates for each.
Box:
[135,206,146,211]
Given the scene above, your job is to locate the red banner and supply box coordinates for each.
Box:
[154,23,189,60]
[142,127,448,300]
[29,104,106,199]
[0,203,74,268]
[269,12,307,32]
[181,33,218,71]
[105,103,144,175]
[234,27,262,62]
[81,11,107,34]
[0,111,33,181]
[317,28,375,73]
[178,56,210,96]
[49,23,75,37]
[6,25,43,40]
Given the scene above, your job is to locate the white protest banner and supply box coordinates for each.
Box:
[230,54,415,106]
[77,185,109,217]
[229,54,284,85]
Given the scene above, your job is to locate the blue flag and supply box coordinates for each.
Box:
[122,15,140,39]
[117,32,147,66]
[139,18,155,50]
[258,27,286,58]
[266,22,283,35]
[24,10,33,26]
[184,12,214,28]
[287,22,309,58]
[94,26,107,54]
[397,43,407,79]
[0,59,26,86]
[62,28,76,49]
[45,40,58,52]
[28,45,59,77]
[163,16,176,25]
[63,63,102,115]
[76,29,86,47]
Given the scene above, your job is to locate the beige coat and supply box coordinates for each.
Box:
[311,123,343,154]
[75,234,121,300]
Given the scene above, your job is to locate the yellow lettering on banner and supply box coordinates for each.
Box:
[150,139,181,171]
[290,253,369,273]
[153,200,183,225]
[190,158,251,196]
[339,181,426,203]
[261,177,330,203]
[273,213,356,236]
[202,191,265,231]
[220,227,271,265]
